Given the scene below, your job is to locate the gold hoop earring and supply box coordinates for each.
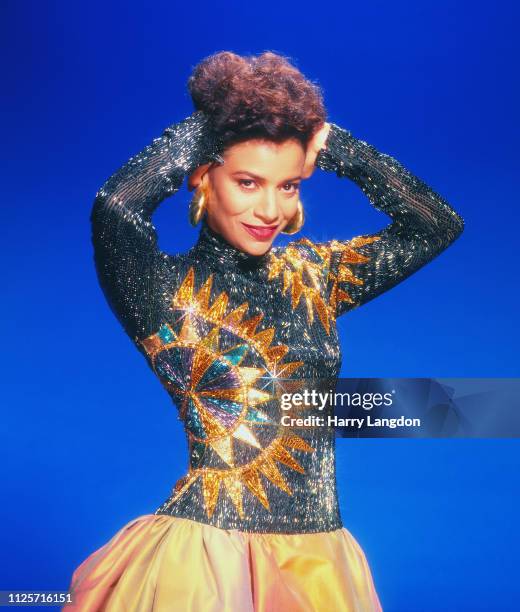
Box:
[281,199,305,235]
[189,181,209,227]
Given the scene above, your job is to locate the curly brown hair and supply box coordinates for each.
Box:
[187,50,326,148]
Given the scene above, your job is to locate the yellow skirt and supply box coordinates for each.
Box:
[64,515,382,611]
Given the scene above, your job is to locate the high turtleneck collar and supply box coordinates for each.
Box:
[189,218,274,275]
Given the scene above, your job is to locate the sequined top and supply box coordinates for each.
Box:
[91,111,464,534]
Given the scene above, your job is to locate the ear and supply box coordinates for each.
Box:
[187,163,213,192]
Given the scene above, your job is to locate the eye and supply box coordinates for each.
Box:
[282,182,300,193]
[238,179,256,190]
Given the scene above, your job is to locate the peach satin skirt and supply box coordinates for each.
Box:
[64,514,382,611]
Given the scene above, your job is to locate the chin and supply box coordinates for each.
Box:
[242,241,272,256]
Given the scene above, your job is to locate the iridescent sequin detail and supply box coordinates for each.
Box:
[90,112,464,533]
[139,267,313,519]
[266,236,382,334]
[315,123,465,317]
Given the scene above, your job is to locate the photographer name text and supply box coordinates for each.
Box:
[280,414,421,429]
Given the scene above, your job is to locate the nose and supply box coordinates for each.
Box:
[254,187,279,224]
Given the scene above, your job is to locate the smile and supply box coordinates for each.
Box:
[241,223,279,240]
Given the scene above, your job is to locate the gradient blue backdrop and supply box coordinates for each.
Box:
[2,1,519,610]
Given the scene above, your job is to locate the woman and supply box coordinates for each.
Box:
[64,51,464,611]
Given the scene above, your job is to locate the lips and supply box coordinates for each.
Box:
[241,223,278,241]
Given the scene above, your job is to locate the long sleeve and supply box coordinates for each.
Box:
[90,111,223,340]
[314,123,465,318]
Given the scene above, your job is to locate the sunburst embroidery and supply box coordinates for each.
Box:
[267,235,381,331]
[139,267,315,519]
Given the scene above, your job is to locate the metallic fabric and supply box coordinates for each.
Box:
[63,515,382,611]
[91,112,464,534]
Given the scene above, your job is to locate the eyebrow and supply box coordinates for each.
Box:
[231,171,302,182]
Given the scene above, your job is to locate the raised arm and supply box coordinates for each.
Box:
[313,123,465,318]
[90,111,223,340]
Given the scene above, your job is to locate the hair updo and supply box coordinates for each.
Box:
[187,51,326,148]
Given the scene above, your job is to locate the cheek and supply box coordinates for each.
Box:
[212,185,253,216]
[281,198,299,219]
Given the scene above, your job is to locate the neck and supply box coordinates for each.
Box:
[190,218,273,274]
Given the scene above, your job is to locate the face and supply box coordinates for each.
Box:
[203,138,306,256]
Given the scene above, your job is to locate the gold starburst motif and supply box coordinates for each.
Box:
[172,433,315,519]
[267,236,381,332]
[139,267,315,519]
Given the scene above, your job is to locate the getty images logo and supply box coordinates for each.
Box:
[280,389,396,411]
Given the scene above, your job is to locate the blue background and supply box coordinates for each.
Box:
[2,1,519,610]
